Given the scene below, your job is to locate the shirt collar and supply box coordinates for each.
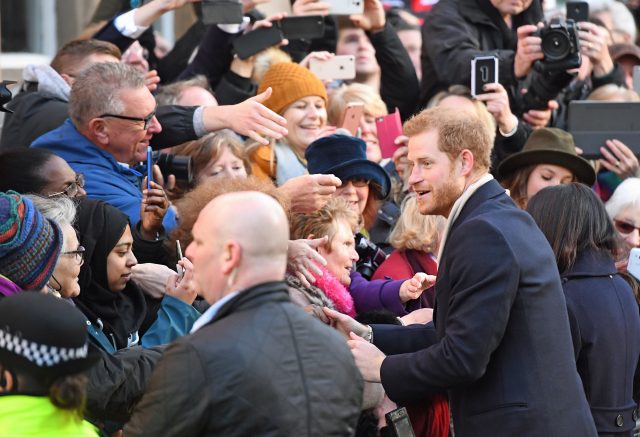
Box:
[190,290,240,333]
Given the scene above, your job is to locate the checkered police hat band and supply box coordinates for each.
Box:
[0,327,88,367]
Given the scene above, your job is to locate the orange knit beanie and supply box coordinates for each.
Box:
[258,62,328,115]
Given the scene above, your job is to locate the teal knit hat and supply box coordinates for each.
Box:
[0,191,63,290]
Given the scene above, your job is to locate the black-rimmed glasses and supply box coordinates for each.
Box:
[47,173,85,198]
[61,246,85,265]
[99,107,157,130]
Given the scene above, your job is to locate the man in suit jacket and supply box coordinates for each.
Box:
[327,107,597,436]
[124,191,362,437]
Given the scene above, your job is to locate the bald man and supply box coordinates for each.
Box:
[124,192,363,437]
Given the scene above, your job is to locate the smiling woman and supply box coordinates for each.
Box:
[248,61,328,186]
[498,128,596,209]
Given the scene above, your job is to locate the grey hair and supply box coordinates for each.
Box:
[155,75,212,106]
[589,0,637,43]
[605,177,640,219]
[26,194,77,228]
[69,62,146,127]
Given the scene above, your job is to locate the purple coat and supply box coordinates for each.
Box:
[348,271,408,316]
[0,275,21,298]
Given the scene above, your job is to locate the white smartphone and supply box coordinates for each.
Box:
[309,55,356,81]
[628,247,640,281]
[325,0,364,15]
[633,66,640,94]
[471,55,499,97]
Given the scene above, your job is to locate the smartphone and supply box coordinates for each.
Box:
[566,1,589,22]
[146,146,152,191]
[309,55,356,81]
[376,108,403,159]
[340,102,364,136]
[232,26,284,60]
[279,16,325,40]
[176,240,184,279]
[633,66,640,94]
[201,0,244,25]
[384,407,415,437]
[471,55,499,97]
[629,248,640,281]
[325,0,364,15]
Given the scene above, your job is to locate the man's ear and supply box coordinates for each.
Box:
[459,149,475,176]
[87,118,110,146]
[59,73,75,87]
[0,368,14,393]
[221,241,241,275]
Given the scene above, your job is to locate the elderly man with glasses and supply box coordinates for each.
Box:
[30,62,178,230]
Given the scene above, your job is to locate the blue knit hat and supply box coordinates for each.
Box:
[305,134,391,199]
[0,191,63,290]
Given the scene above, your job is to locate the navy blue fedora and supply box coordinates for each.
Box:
[305,134,391,199]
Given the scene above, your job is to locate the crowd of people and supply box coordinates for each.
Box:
[0,0,639,435]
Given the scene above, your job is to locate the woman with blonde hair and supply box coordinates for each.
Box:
[328,83,388,163]
[372,195,445,309]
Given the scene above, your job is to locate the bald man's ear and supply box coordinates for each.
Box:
[221,241,241,275]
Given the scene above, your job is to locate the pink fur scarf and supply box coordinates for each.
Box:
[312,265,356,317]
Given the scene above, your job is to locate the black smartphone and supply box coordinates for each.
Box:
[384,407,415,437]
[279,16,325,40]
[201,0,244,25]
[566,1,589,22]
[471,55,499,97]
[232,26,284,60]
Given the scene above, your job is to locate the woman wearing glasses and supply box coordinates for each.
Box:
[27,194,85,298]
[606,178,640,272]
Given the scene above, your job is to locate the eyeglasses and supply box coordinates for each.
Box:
[47,173,85,198]
[614,219,640,235]
[61,246,85,265]
[99,107,157,130]
[340,178,370,188]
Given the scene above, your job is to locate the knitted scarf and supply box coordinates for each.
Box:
[311,265,356,317]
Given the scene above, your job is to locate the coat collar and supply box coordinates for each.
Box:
[562,248,617,280]
[450,179,508,230]
[206,281,290,327]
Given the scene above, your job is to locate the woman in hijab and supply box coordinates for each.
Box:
[74,199,200,351]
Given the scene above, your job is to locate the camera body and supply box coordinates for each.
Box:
[355,233,387,280]
[534,17,581,73]
[151,151,193,184]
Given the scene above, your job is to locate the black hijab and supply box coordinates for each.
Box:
[73,199,146,350]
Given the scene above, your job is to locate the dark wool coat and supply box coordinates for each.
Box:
[372,179,597,437]
[562,249,640,436]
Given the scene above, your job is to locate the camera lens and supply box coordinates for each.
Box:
[541,30,571,61]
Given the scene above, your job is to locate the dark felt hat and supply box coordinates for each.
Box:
[609,43,640,63]
[305,134,391,199]
[497,128,596,186]
[0,292,99,379]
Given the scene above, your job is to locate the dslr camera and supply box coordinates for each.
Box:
[355,233,387,280]
[535,17,581,72]
[151,151,193,185]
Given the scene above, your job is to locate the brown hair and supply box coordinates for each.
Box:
[500,164,536,209]
[50,39,121,76]
[169,176,289,255]
[48,374,88,413]
[403,107,493,172]
[290,197,360,252]
[169,130,252,198]
[388,194,445,252]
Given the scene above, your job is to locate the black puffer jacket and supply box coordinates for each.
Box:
[124,281,363,437]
